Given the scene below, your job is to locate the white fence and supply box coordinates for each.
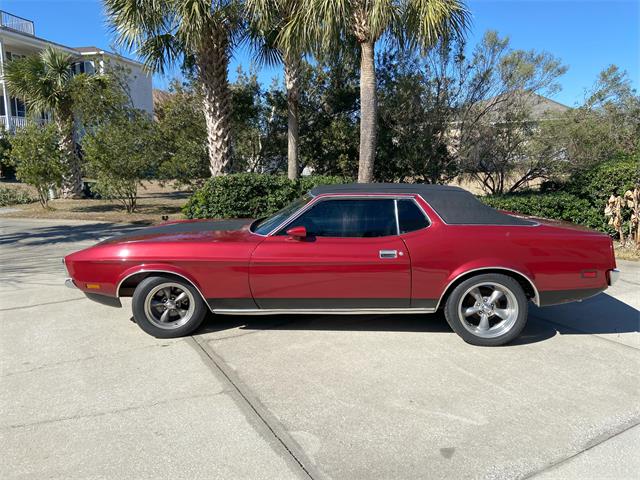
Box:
[0,115,49,131]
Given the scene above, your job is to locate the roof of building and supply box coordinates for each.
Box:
[73,46,145,67]
[153,89,172,105]
[309,183,535,226]
[74,46,101,53]
[480,91,570,121]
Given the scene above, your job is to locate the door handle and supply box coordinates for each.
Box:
[379,249,398,259]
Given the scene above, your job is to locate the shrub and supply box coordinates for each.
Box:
[0,186,36,207]
[183,174,347,219]
[299,175,348,192]
[83,112,159,213]
[567,153,639,207]
[483,152,639,235]
[482,192,606,231]
[9,124,66,208]
[0,129,14,179]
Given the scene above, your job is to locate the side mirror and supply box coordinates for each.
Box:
[286,226,307,240]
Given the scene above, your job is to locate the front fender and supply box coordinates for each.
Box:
[116,263,205,299]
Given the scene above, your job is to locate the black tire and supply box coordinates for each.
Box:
[131,275,207,338]
[444,273,528,346]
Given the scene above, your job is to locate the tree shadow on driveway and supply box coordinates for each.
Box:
[0,222,148,247]
[195,293,638,346]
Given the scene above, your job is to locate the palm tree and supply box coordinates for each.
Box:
[104,0,245,176]
[247,0,304,180]
[4,47,86,197]
[282,0,469,182]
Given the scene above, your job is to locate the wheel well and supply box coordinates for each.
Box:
[438,268,538,309]
[118,271,195,297]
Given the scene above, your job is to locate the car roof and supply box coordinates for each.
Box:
[309,183,464,196]
[308,183,535,226]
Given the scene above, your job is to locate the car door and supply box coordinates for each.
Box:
[249,197,411,309]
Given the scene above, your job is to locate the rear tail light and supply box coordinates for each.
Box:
[580,270,598,279]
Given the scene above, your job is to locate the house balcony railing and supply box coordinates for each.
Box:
[0,11,35,36]
[0,115,49,131]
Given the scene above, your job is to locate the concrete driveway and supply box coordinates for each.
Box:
[1,217,639,480]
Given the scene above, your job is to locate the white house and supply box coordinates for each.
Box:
[0,10,153,132]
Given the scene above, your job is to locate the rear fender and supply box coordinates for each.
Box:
[438,260,539,308]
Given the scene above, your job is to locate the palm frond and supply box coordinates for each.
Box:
[403,0,470,51]
[279,0,351,57]
[247,25,283,67]
[3,46,78,116]
[105,0,246,73]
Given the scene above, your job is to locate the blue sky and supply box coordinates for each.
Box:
[1,0,638,106]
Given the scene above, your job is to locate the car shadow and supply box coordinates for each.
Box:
[529,293,640,336]
[195,293,638,346]
[195,310,559,345]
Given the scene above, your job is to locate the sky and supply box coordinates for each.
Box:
[0,0,638,107]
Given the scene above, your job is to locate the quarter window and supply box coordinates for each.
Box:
[397,199,429,233]
[281,199,397,238]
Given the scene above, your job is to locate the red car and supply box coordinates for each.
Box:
[64,184,619,346]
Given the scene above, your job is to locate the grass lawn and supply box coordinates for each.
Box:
[0,181,188,225]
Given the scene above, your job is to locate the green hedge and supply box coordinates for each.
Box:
[183,174,347,219]
[481,192,605,230]
[483,155,638,233]
[0,186,36,207]
[566,154,638,206]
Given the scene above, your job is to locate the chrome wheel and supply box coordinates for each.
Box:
[143,282,195,330]
[457,282,519,339]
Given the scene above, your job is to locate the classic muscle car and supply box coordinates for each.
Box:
[63,184,619,346]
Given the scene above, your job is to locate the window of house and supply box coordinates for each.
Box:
[0,96,5,116]
[5,51,24,61]
[280,199,397,238]
[397,199,430,233]
[73,61,95,75]
[10,97,26,117]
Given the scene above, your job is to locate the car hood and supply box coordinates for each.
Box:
[97,219,256,245]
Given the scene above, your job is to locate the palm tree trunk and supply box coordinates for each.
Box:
[198,29,232,176]
[358,40,377,183]
[284,54,301,180]
[57,116,83,198]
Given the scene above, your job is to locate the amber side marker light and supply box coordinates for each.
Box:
[86,283,101,289]
[581,271,598,279]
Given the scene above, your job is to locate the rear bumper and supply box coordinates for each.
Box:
[538,287,605,307]
[608,269,620,286]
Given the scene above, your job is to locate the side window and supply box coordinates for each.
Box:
[397,199,429,233]
[281,199,397,238]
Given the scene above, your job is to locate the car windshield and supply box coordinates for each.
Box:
[251,194,312,235]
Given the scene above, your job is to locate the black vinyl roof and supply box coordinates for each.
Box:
[309,183,535,226]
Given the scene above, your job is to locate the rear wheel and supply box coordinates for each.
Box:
[444,273,528,346]
[131,275,207,338]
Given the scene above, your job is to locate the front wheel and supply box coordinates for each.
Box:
[131,275,207,338]
[444,273,528,346]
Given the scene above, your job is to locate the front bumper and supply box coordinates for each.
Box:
[64,278,121,307]
[608,269,621,286]
[85,292,122,308]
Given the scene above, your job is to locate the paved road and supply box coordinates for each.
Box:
[1,217,639,480]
